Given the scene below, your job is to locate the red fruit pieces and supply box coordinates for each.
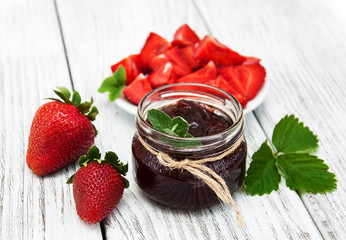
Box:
[172,24,200,47]
[73,162,124,223]
[219,62,266,100]
[26,101,95,176]
[194,35,247,66]
[177,61,217,84]
[179,45,201,70]
[205,76,248,108]
[123,73,153,105]
[111,54,142,85]
[165,46,193,76]
[148,62,176,88]
[148,54,169,71]
[140,32,172,72]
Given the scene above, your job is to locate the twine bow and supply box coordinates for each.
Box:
[138,135,244,227]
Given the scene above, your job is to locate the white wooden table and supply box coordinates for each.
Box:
[1,0,345,239]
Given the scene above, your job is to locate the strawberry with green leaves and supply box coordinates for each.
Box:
[67,146,129,223]
[26,87,98,176]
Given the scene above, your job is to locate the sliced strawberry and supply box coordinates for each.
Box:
[148,62,177,88]
[177,61,217,83]
[179,44,201,70]
[243,56,261,65]
[165,46,193,76]
[148,54,169,71]
[172,24,200,47]
[218,66,245,95]
[194,35,246,66]
[218,63,266,100]
[111,54,142,85]
[140,32,172,72]
[205,76,248,108]
[123,74,153,105]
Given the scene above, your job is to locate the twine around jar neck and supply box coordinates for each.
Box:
[137,134,244,227]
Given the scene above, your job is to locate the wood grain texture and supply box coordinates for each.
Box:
[0,0,102,239]
[55,0,330,239]
[195,0,346,239]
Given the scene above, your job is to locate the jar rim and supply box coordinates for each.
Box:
[136,83,244,148]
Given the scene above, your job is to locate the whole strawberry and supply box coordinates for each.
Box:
[67,146,129,223]
[26,87,98,176]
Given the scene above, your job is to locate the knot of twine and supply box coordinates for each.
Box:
[138,135,244,227]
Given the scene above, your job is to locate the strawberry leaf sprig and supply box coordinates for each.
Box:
[67,146,129,188]
[245,115,337,195]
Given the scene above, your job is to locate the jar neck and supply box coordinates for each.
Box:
[135,83,245,157]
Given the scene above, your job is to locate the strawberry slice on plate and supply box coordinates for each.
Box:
[148,53,169,71]
[179,44,201,70]
[172,24,200,47]
[111,54,142,85]
[218,62,266,100]
[205,75,248,108]
[165,46,193,76]
[177,61,217,83]
[140,32,172,72]
[194,35,247,66]
[123,73,153,105]
[148,62,177,88]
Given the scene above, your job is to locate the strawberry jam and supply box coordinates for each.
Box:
[132,84,247,209]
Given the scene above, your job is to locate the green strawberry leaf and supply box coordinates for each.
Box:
[245,141,281,195]
[56,86,71,99]
[122,177,130,189]
[272,115,318,153]
[87,146,101,161]
[105,151,119,165]
[71,91,81,105]
[66,174,75,184]
[277,153,337,193]
[98,65,126,102]
[78,156,89,167]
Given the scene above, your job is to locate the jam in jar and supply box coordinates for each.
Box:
[132,83,247,209]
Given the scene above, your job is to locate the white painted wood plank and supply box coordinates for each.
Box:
[195,0,346,239]
[0,0,102,239]
[56,0,325,239]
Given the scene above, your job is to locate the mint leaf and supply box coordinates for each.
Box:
[245,141,281,195]
[98,65,126,101]
[277,153,337,193]
[147,109,192,138]
[272,115,318,153]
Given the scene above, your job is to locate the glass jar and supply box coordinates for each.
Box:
[132,83,247,209]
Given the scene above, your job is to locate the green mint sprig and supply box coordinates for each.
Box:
[245,115,337,195]
[147,109,193,138]
[98,66,126,101]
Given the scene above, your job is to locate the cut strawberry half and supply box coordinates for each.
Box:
[218,63,266,100]
[179,44,201,70]
[194,35,247,67]
[123,74,153,105]
[243,56,261,65]
[165,46,193,76]
[148,62,177,88]
[177,61,217,84]
[140,32,172,72]
[172,24,200,47]
[205,75,248,108]
[111,54,142,85]
[148,54,169,71]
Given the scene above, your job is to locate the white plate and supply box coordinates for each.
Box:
[116,81,269,116]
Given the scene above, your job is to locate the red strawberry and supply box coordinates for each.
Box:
[148,53,169,71]
[194,35,246,66]
[140,32,172,72]
[177,61,217,83]
[205,75,248,108]
[218,62,266,100]
[111,54,142,85]
[179,44,201,70]
[26,87,98,176]
[67,146,129,223]
[123,73,153,105]
[148,62,177,88]
[172,24,200,47]
[164,46,193,76]
[243,56,261,65]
